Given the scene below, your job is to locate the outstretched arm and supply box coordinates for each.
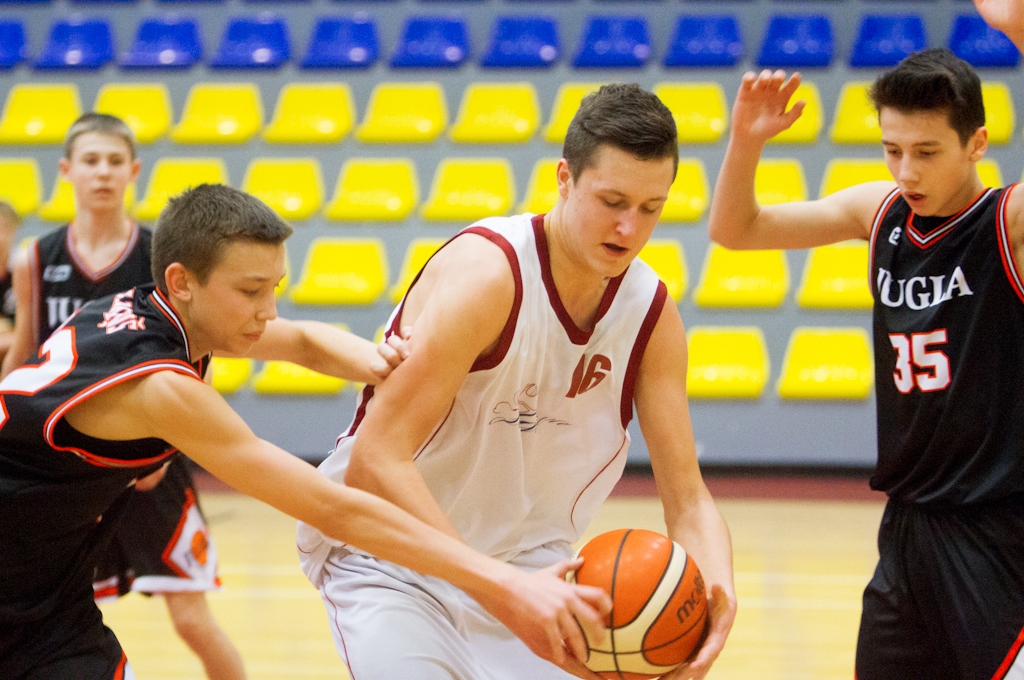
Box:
[974,0,1024,51]
[709,70,892,250]
[634,299,736,680]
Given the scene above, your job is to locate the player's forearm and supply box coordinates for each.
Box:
[707,136,766,250]
[666,497,736,601]
[0,338,30,378]
[293,321,380,384]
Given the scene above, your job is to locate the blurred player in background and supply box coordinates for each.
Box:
[708,1,1024,676]
[0,201,20,362]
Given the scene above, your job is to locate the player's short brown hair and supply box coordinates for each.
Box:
[64,112,137,160]
[0,201,20,228]
[151,184,293,293]
[563,84,678,182]
[870,48,985,146]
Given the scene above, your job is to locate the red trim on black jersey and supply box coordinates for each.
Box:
[43,359,200,468]
[869,188,902,296]
[66,220,140,284]
[992,622,1024,680]
[619,280,668,429]
[569,433,628,533]
[112,650,130,680]
[905,189,994,249]
[531,215,626,346]
[161,487,197,578]
[150,287,191,354]
[996,184,1024,305]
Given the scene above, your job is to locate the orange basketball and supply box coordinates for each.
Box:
[573,529,710,680]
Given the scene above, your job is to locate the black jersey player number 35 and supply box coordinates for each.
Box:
[888,329,951,394]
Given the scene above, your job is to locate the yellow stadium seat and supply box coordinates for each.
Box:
[977,159,1003,188]
[768,82,822,144]
[693,244,789,307]
[289,238,388,305]
[422,159,515,222]
[638,240,687,302]
[796,242,873,309]
[660,159,709,222]
[686,327,769,399]
[170,83,263,144]
[263,83,355,144]
[777,327,874,399]
[982,82,1014,145]
[819,159,891,197]
[324,159,418,221]
[94,83,171,144]
[0,84,81,144]
[39,176,135,222]
[543,83,602,143]
[653,83,728,143]
[209,357,254,394]
[241,159,323,221]
[450,83,539,143]
[0,159,41,216]
[390,238,447,302]
[135,158,228,221]
[755,159,807,205]
[251,361,346,395]
[830,83,880,144]
[519,158,560,214]
[355,82,447,143]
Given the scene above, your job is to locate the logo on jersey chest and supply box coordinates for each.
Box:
[489,384,570,432]
[42,264,71,282]
[566,354,612,398]
[46,296,83,329]
[876,266,973,310]
[97,290,146,334]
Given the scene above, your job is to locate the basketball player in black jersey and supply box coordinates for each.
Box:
[0,113,248,679]
[708,1,1024,677]
[0,183,611,680]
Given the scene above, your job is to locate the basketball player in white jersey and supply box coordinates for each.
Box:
[298,84,736,680]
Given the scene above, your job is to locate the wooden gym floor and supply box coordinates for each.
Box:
[100,473,885,680]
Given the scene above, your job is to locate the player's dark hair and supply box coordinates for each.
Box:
[152,184,293,292]
[563,83,678,182]
[870,48,985,146]
[64,112,137,160]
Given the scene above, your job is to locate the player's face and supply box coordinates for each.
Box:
[558,145,675,278]
[59,132,140,215]
[191,241,286,355]
[879,107,987,217]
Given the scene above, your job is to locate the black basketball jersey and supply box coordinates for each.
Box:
[29,222,152,343]
[869,184,1024,506]
[0,269,14,325]
[0,284,206,626]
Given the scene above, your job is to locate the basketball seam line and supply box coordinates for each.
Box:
[610,528,631,680]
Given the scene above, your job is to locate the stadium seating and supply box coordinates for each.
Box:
[977,159,1003,188]
[830,82,880,144]
[543,83,601,143]
[758,15,833,68]
[0,20,27,68]
[755,159,807,205]
[134,158,228,221]
[0,84,81,144]
[777,328,874,399]
[209,357,254,394]
[290,239,389,306]
[481,16,559,69]
[661,159,709,222]
[120,16,202,69]
[573,16,651,68]
[301,16,378,69]
[0,159,41,216]
[251,361,347,395]
[519,158,560,215]
[390,238,447,302]
[93,84,172,144]
[663,15,742,68]
[390,16,469,68]
[693,244,790,308]
[324,159,419,221]
[686,327,769,399]
[170,83,263,143]
[421,159,515,222]
[949,15,1020,68]
[210,15,290,69]
[796,242,873,310]
[35,17,113,69]
[850,15,927,68]
[263,83,355,143]
[637,240,687,302]
[241,159,323,220]
[653,83,728,143]
[355,82,447,143]
[768,82,822,144]
[982,82,1015,145]
[819,159,891,197]
[39,177,135,222]
[450,83,540,144]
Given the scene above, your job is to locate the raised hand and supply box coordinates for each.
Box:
[730,70,806,145]
[370,325,412,380]
[661,583,737,680]
[973,0,1024,47]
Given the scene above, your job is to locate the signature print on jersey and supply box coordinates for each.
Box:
[97,290,146,334]
[489,384,570,432]
[876,266,973,310]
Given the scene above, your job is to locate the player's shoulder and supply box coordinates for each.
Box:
[35,224,68,251]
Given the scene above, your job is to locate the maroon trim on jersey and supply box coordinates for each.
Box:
[619,281,668,429]
[150,287,191,355]
[28,239,41,348]
[531,214,626,346]
[66,220,140,283]
[323,569,360,680]
[569,433,628,533]
[992,622,1024,679]
[43,359,200,468]
[412,400,455,461]
[463,226,523,372]
[868,188,901,296]
[905,188,994,249]
[996,184,1024,305]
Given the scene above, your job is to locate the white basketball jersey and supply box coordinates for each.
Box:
[298,213,667,581]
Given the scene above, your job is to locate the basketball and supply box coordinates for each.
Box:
[573,529,710,679]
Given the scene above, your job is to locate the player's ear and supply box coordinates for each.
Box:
[57,157,71,180]
[164,263,194,302]
[128,157,142,183]
[557,159,572,199]
[968,126,988,162]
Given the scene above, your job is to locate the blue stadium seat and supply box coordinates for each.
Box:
[851,15,926,67]
[390,17,468,68]
[949,15,1019,67]
[757,15,832,68]
[0,20,27,68]
[481,16,559,68]
[664,15,742,67]
[157,0,221,3]
[120,17,202,68]
[302,16,378,68]
[573,16,651,68]
[0,0,50,4]
[210,14,290,69]
[35,17,114,69]
[69,0,136,3]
